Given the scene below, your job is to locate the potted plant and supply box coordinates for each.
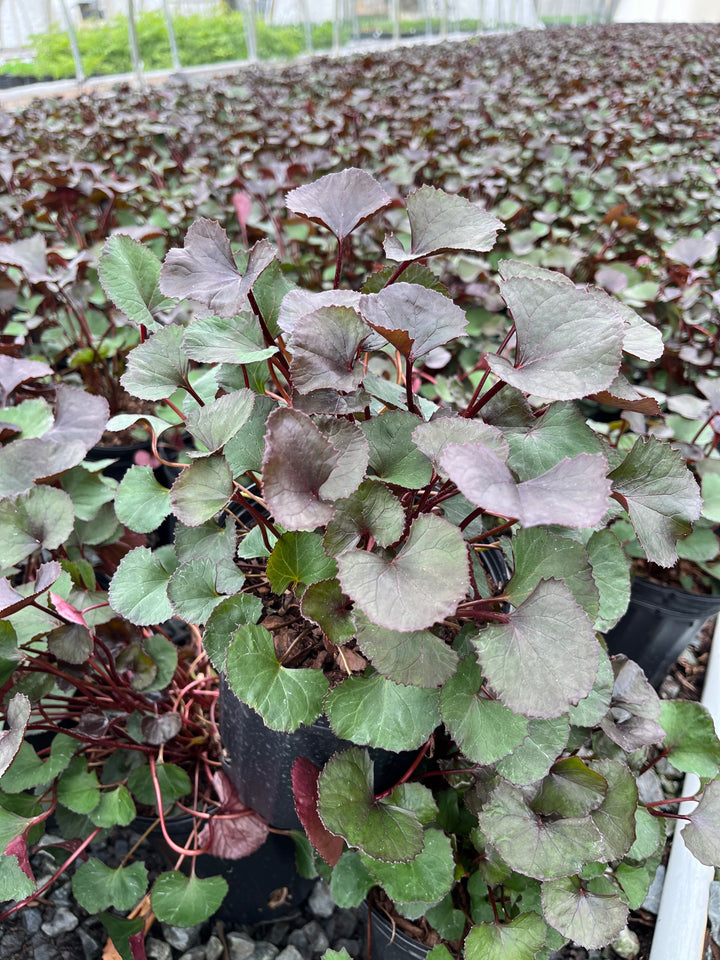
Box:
[90,167,720,954]
[0,356,307,957]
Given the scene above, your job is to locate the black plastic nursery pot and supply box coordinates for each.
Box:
[604,576,720,688]
[86,440,155,481]
[365,904,431,960]
[219,676,416,830]
[135,813,313,924]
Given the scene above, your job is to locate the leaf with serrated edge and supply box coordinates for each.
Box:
[542,876,628,950]
[325,673,440,751]
[413,417,509,478]
[330,851,374,908]
[292,757,344,867]
[532,758,608,819]
[464,913,547,960]
[568,644,614,729]
[98,235,166,331]
[185,389,254,455]
[354,616,459,689]
[681,780,720,867]
[317,747,423,862]
[361,410,433,489]
[267,531,337,595]
[361,828,455,906]
[383,186,502,261]
[169,455,233,527]
[301,579,355,645]
[109,547,173,626]
[0,694,30,779]
[473,580,599,718]
[440,656,527,764]
[507,529,599,624]
[262,408,339,531]
[0,487,74,565]
[487,278,624,401]
[478,780,601,880]
[505,402,608,480]
[286,169,391,241]
[659,701,720,778]
[225,624,327,732]
[121,325,189,401]
[72,860,148,913]
[323,480,404,557]
[183,313,277,364]
[441,444,610,528]
[160,219,274,317]
[115,466,171,533]
[609,437,702,567]
[151,871,228,926]
[496,715,570,785]
[587,760,638,862]
[337,514,469,632]
[359,283,467,361]
[290,306,370,394]
[202,594,263,672]
[315,417,369,501]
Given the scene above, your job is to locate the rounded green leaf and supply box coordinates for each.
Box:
[202,594,263,672]
[98,234,166,331]
[121,325,189,401]
[167,557,243,624]
[465,913,548,960]
[362,828,455,906]
[183,312,277,365]
[317,747,423,863]
[337,514,469,632]
[541,876,628,949]
[301,579,355,645]
[169,455,234,527]
[474,580,598,718]
[325,673,440,751]
[115,465,171,533]
[267,531,338,595]
[659,700,720,778]
[89,785,136,828]
[0,854,36,902]
[127,763,191,808]
[0,487,75,565]
[72,859,148,913]
[109,546,173,626]
[329,851,375,908]
[57,757,100,814]
[587,760,638,862]
[185,389,255,455]
[440,656,528,764]
[225,624,328,732]
[361,411,433,488]
[151,871,228,926]
[355,617,459,689]
[324,480,405,557]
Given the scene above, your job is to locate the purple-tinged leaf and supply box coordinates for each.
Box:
[160,219,275,317]
[140,713,182,745]
[354,614,459,689]
[314,418,369,501]
[609,437,702,567]
[383,186,503,261]
[286,169,392,241]
[473,580,599,718]
[441,443,611,528]
[262,408,339,530]
[487,278,624,400]
[532,758,608,819]
[278,288,362,336]
[0,561,62,618]
[293,388,371,416]
[198,771,268,859]
[413,417,509,477]
[541,876,628,949]
[45,384,108,450]
[666,234,717,267]
[478,780,601,880]
[0,694,30,779]
[47,624,93,664]
[337,513,469,631]
[681,780,720,867]
[0,356,52,401]
[301,579,355,645]
[359,283,467,361]
[0,235,48,282]
[599,657,665,751]
[586,759,638,862]
[290,306,370,394]
[292,757,345,867]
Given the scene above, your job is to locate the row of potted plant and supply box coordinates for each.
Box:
[2,169,720,959]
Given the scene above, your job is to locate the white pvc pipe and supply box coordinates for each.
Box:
[648,616,720,960]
